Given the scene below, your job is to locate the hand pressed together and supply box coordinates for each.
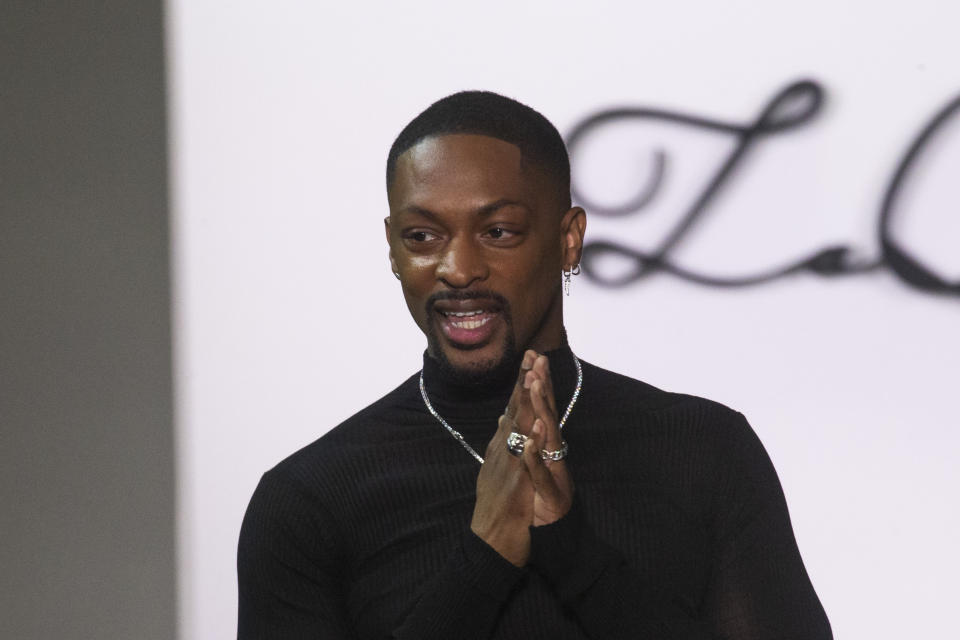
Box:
[470,350,574,566]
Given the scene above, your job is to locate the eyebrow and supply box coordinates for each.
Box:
[401,199,530,219]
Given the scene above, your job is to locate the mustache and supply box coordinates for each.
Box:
[425,289,511,312]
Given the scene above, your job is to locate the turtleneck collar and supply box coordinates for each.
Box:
[420,343,580,424]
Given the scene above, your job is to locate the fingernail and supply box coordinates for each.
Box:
[522,351,534,369]
[532,419,542,436]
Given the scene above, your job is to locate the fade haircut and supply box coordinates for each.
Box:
[386,91,571,208]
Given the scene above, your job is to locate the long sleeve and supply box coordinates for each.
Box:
[699,411,832,640]
[392,531,524,639]
[527,410,832,640]
[237,358,831,638]
[238,469,358,639]
[529,497,707,638]
[238,468,526,639]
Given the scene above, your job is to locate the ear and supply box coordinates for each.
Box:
[384,216,399,275]
[559,206,587,270]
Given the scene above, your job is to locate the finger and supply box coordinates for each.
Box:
[529,378,556,422]
[530,379,561,453]
[506,350,538,418]
[498,412,530,442]
[512,352,541,433]
[485,415,512,463]
[488,414,525,466]
[522,351,541,391]
[523,368,538,390]
[533,355,558,416]
[522,420,566,506]
[523,350,538,369]
[496,414,514,438]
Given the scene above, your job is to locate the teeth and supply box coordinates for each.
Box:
[450,316,491,330]
[444,310,485,317]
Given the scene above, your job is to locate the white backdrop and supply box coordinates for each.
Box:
[168,1,960,638]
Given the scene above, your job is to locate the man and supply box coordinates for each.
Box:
[238,91,832,639]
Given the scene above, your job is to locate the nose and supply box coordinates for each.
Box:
[436,235,488,288]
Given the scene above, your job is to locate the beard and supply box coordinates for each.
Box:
[425,290,520,388]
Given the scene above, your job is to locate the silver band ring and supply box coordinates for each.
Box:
[540,440,569,462]
[506,431,528,457]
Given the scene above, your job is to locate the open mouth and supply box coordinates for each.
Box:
[433,301,502,347]
[442,309,494,330]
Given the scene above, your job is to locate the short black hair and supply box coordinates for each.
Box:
[386,91,571,207]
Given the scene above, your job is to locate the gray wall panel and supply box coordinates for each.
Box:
[1,3,175,638]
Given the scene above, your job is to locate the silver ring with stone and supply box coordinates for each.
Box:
[506,431,528,457]
[540,440,569,462]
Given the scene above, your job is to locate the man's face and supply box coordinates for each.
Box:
[386,134,584,385]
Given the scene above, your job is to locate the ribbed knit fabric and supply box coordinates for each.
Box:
[237,347,832,639]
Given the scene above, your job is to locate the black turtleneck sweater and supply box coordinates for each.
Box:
[237,347,831,639]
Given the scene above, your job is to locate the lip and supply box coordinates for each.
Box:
[433,299,502,348]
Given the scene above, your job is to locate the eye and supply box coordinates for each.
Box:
[486,226,516,240]
[403,230,439,243]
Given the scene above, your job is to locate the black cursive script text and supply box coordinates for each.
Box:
[567,80,960,296]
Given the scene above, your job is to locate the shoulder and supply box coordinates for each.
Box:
[240,372,424,540]
[240,373,423,546]
[580,359,744,421]
[578,360,784,499]
[578,359,760,452]
[267,371,423,488]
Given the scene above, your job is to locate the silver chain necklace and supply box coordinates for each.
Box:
[419,354,583,464]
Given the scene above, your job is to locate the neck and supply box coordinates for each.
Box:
[524,288,566,354]
[420,341,577,423]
